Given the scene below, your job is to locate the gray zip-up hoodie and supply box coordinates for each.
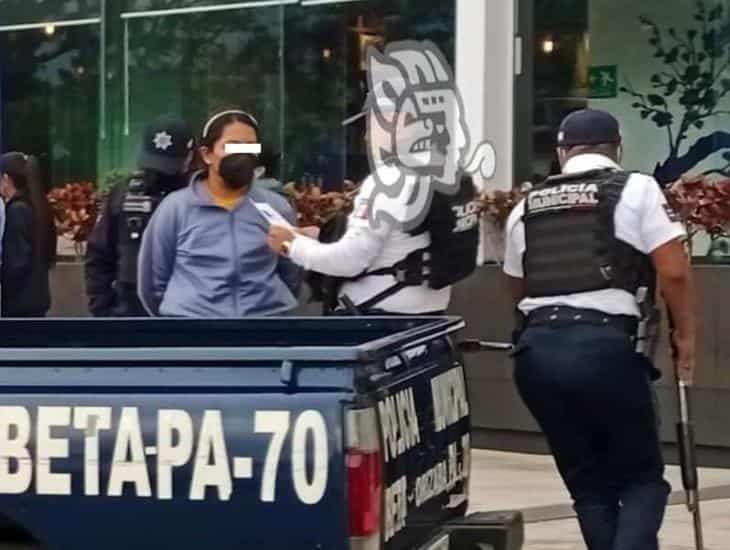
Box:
[137,172,300,317]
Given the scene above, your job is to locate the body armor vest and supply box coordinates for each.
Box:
[116,176,162,285]
[307,176,480,314]
[523,168,654,298]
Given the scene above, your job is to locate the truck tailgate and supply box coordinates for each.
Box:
[376,347,471,549]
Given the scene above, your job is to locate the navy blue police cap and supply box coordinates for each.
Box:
[557,109,622,147]
[138,115,194,175]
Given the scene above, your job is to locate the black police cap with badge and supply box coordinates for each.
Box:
[138,115,194,176]
[121,116,194,246]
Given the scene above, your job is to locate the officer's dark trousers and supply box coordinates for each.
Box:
[513,323,671,550]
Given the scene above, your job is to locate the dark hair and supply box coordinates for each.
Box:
[194,109,260,174]
[0,152,57,267]
[1,152,28,192]
[258,146,280,178]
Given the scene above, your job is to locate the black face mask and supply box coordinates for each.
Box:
[219,153,257,190]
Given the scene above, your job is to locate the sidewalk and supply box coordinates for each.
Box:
[469,449,730,549]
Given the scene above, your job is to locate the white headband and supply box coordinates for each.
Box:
[202,110,259,139]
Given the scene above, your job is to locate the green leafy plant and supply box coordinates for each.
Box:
[621,0,730,183]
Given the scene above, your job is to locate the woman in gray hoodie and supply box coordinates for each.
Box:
[137,110,301,317]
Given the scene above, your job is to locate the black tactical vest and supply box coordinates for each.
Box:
[523,168,654,298]
[306,176,480,314]
[116,176,163,285]
[419,174,480,289]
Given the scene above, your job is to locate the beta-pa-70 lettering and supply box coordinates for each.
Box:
[0,407,329,503]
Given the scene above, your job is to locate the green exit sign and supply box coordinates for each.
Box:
[589,65,618,99]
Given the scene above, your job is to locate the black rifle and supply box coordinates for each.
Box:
[668,313,704,550]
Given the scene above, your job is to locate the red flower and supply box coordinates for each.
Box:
[283,181,359,227]
[668,175,730,236]
[47,182,99,243]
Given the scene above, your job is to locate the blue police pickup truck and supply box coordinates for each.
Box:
[0,317,522,550]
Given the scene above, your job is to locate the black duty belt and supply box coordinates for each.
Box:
[525,306,638,336]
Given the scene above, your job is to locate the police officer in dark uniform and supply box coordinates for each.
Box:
[85,115,194,316]
[503,110,696,550]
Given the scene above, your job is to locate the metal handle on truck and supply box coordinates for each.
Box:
[458,340,514,353]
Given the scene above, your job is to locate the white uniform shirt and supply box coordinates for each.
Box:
[503,154,685,317]
[289,168,451,314]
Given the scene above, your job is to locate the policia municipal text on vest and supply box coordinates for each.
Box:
[523,168,655,297]
[521,168,659,360]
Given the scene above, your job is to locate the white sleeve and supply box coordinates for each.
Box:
[638,177,686,253]
[502,200,526,278]
[288,179,391,277]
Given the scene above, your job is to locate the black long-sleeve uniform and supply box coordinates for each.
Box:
[1,197,53,316]
[85,175,184,317]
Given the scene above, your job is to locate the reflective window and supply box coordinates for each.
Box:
[0,0,455,317]
[283,0,455,187]
[121,5,284,177]
[519,0,730,262]
[0,9,101,188]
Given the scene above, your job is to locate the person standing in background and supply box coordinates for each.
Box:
[85,115,194,316]
[0,152,56,317]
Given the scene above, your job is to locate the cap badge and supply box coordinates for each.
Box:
[153,131,173,151]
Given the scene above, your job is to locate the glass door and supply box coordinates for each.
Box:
[514,0,589,188]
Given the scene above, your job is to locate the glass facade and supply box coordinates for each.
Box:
[519,0,730,262]
[2,0,726,316]
[0,0,455,193]
[0,1,102,191]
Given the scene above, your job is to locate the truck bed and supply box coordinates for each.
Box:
[0,317,463,352]
[0,316,469,550]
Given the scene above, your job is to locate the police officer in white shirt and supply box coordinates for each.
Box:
[266,165,452,315]
[503,109,696,550]
[267,85,479,316]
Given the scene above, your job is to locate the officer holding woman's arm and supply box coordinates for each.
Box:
[504,109,695,550]
[266,85,480,315]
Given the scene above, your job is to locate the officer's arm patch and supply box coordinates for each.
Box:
[663,203,681,223]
